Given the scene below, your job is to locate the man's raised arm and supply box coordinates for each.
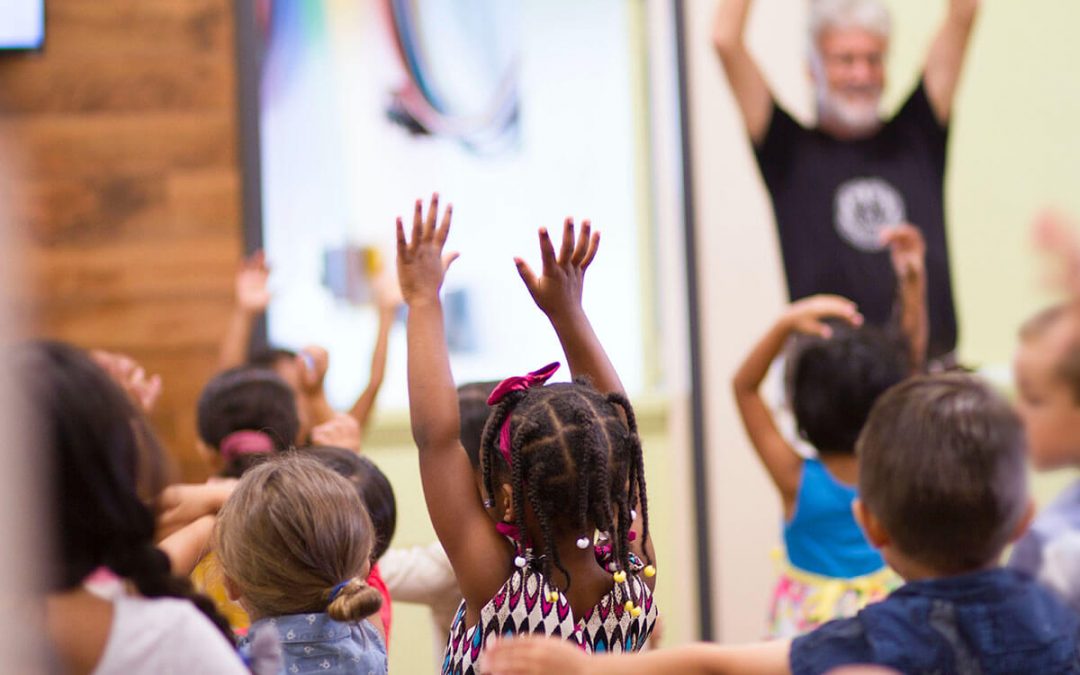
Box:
[924,0,980,124]
[712,0,774,145]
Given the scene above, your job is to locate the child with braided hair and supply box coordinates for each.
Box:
[397,194,658,675]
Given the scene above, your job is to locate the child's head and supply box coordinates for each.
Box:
[302,445,397,562]
[196,366,300,478]
[1013,304,1080,470]
[458,380,499,468]
[17,340,232,638]
[856,374,1032,576]
[790,324,909,455]
[215,454,383,622]
[481,373,649,587]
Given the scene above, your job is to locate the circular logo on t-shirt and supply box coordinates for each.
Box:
[833,177,907,252]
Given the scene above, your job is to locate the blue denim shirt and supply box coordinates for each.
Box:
[243,612,387,675]
[790,568,1080,675]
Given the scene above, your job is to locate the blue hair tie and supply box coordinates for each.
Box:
[328,580,351,603]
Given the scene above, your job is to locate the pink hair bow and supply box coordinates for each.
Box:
[487,362,560,463]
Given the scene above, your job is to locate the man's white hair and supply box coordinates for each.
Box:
[809,0,892,46]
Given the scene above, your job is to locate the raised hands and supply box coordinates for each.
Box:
[297,345,330,396]
[90,350,163,414]
[1033,209,1080,297]
[782,295,863,339]
[397,193,458,306]
[881,223,927,283]
[236,250,271,315]
[515,218,599,320]
[312,413,362,453]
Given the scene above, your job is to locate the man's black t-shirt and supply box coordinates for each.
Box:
[754,81,957,358]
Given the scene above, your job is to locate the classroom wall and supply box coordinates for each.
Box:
[682,0,1080,643]
[0,0,243,481]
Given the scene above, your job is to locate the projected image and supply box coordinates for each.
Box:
[0,0,44,50]
[255,0,668,409]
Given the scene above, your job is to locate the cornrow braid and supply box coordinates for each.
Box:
[479,378,651,597]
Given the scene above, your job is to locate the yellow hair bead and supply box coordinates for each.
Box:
[613,571,627,584]
[547,591,559,603]
[624,600,635,613]
[631,606,643,618]
[643,565,656,578]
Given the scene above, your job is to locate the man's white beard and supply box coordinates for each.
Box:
[817,86,882,138]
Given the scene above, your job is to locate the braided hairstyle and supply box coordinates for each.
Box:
[17,340,233,643]
[480,378,650,600]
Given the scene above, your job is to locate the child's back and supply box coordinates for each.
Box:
[396,198,658,673]
[735,296,911,635]
[793,568,1080,674]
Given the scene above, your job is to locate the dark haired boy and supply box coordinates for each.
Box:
[482,374,1080,674]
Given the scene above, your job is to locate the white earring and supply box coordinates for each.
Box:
[576,536,591,549]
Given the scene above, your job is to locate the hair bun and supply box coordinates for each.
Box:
[326,577,382,622]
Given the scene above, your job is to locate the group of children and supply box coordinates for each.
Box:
[31,195,1080,675]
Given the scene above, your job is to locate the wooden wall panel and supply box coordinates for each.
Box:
[1,0,242,481]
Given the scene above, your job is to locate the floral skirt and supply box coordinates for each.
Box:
[768,551,901,639]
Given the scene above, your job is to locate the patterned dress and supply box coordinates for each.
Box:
[441,550,657,675]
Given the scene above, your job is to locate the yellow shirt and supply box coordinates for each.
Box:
[191,552,250,633]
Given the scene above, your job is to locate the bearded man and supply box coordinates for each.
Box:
[713,0,979,361]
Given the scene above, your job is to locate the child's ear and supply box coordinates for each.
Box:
[499,483,514,523]
[196,440,224,473]
[852,498,890,549]
[1010,499,1037,543]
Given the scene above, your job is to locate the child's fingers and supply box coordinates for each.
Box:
[424,192,440,239]
[581,230,600,270]
[571,219,591,266]
[411,201,424,248]
[396,218,408,255]
[514,257,539,295]
[538,228,558,276]
[559,217,575,265]
[436,204,453,246]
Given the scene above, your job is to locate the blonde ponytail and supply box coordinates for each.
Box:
[326,577,383,622]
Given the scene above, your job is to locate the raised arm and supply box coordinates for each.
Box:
[480,635,791,675]
[218,251,271,371]
[711,0,773,145]
[516,219,654,572]
[732,296,863,513]
[158,515,216,576]
[514,219,622,395]
[923,0,980,124]
[882,224,928,372]
[350,271,402,429]
[398,194,511,605]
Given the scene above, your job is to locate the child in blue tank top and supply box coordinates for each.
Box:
[732,225,928,637]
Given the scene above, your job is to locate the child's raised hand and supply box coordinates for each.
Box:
[236,250,271,315]
[90,350,163,414]
[881,223,926,282]
[515,218,599,319]
[396,193,459,306]
[297,345,330,395]
[1033,209,1080,296]
[311,413,362,453]
[782,295,863,338]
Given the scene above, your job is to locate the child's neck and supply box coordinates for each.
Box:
[549,537,620,620]
[818,453,859,485]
